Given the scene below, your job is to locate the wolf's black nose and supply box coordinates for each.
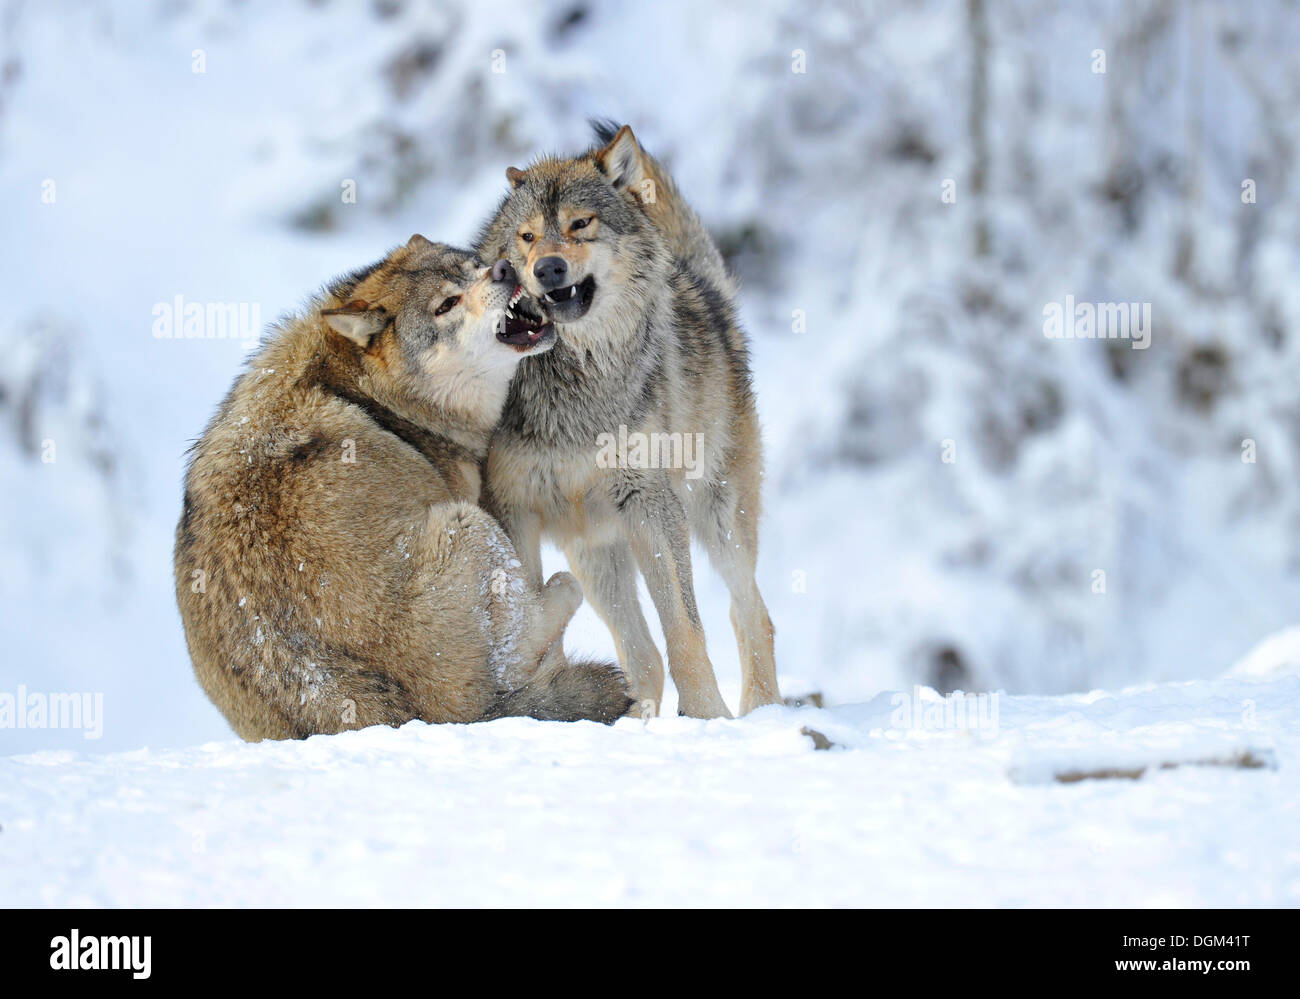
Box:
[533,256,569,291]
[492,259,517,284]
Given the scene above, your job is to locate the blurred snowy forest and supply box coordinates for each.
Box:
[3,0,1300,750]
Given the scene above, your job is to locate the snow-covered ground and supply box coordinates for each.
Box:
[3,667,1296,907]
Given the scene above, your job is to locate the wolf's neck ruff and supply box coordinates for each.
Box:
[300,350,482,472]
[293,316,500,460]
[502,309,664,447]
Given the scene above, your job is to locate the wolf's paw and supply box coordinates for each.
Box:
[676,689,733,720]
[626,697,658,720]
[741,687,791,714]
[542,571,583,619]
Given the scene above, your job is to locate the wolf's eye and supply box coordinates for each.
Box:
[434,296,461,316]
[520,232,535,243]
[570,217,594,232]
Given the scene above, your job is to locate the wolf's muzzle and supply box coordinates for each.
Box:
[533,255,569,291]
[492,258,518,285]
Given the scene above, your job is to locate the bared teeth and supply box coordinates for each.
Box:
[569,285,577,299]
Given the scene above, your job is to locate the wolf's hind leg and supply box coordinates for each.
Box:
[693,463,782,715]
[563,535,666,717]
[421,501,558,694]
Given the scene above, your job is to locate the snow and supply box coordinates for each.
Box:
[1225,626,1300,681]
[2,672,1294,906]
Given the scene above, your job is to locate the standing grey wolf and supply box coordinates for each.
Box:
[174,235,630,741]
[476,122,781,719]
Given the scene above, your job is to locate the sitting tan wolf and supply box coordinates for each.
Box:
[174,235,630,741]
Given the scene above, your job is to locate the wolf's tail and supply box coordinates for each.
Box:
[589,118,735,296]
[485,660,632,724]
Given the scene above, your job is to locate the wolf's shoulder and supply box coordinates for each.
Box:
[666,259,754,387]
[669,261,741,332]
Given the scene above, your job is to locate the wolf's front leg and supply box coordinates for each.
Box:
[614,473,731,719]
[530,571,583,678]
[562,535,665,717]
[487,503,545,593]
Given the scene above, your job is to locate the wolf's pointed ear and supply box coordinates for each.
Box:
[406,233,435,251]
[322,299,389,348]
[594,124,647,191]
[506,166,527,189]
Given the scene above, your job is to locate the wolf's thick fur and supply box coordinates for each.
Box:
[476,123,781,718]
[175,236,630,740]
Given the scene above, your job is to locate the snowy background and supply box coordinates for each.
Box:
[1,0,1299,906]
